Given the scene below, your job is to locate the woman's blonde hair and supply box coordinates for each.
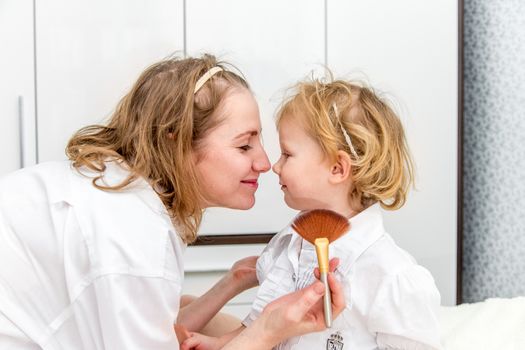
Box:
[276,77,414,211]
[66,54,249,243]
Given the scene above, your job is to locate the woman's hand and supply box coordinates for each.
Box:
[314,257,340,278]
[225,256,258,294]
[223,272,345,350]
[176,256,258,333]
[263,274,345,339]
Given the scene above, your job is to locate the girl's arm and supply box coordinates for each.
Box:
[180,326,245,350]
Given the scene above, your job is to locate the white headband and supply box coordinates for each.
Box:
[194,66,223,94]
[332,103,359,159]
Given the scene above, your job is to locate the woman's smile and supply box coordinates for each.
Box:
[241,179,259,189]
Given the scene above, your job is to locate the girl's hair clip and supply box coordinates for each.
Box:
[332,103,359,159]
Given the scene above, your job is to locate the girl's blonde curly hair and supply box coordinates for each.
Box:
[276,77,415,212]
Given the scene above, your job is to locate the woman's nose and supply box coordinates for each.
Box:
[254,149,271,173]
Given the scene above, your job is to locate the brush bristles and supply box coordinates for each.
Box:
[292,209,350,244]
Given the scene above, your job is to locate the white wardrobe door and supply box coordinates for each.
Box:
[328,0,459,305]
[186,0,324,236]
[0,0,36,176]
[35,0,184,162]
[184,0,325,278]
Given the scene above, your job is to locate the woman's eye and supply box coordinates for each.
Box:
[239,145,252,151]
[281,152,290,158]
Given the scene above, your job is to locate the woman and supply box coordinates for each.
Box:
[0,54,344,349]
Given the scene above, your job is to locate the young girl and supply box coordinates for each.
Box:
[181,77,442,350]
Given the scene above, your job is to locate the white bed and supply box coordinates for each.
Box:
[438,297,525,349]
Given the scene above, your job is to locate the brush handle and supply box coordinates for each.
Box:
[320,271,332,328]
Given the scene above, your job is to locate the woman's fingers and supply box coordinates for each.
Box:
[327,273,346,318]
[288,282,325,322]
[229,255,259,291]
[314,257,340,279]
[263,281,326,337]
[255,276,347,347]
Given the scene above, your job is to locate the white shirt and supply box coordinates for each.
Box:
[0,161,185,349]
[244,204,443,350]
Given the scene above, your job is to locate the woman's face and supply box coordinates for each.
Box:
[194,88,271,209]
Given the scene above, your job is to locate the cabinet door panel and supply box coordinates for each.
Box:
[36,0,183,162]
[186,0,324,236]
[0,0,36,176]
[184,0,325,276]
[328,0,459,305]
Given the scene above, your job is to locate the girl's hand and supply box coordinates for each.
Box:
[180,332,222,350]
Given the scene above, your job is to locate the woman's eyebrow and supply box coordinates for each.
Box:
[234,130,260,140]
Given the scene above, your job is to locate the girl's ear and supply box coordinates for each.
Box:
[329,150,352,184]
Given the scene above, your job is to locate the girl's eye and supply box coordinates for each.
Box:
[239,145,252,151]
[281,152,290,158]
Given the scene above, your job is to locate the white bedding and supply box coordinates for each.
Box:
[438,297,525,350]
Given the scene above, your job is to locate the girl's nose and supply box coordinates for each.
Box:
[272,159,281,175]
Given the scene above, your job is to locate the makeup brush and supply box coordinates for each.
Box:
[292,209,350,328]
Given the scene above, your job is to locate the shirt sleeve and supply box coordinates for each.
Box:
[70,273,181,349]
[64,188,186,349]
[367,265,443,350]
[243,229,294,327]
[254,227,291,284]
[254,240,274,285]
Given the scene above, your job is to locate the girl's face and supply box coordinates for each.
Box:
[194,88,271,209]
[273,116,333,211]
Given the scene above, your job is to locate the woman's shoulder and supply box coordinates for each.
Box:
[0,161,73,202]
[68,161,183,279]
[0,160,71,182]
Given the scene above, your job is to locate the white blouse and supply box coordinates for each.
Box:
[244,204,443,350]
[0,161,185,349]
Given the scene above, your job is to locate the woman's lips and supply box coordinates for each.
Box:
[241,179,258,189]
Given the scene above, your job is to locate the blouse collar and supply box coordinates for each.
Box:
[283,204,386,275]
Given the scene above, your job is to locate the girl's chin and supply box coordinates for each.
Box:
[284,197,310,212]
